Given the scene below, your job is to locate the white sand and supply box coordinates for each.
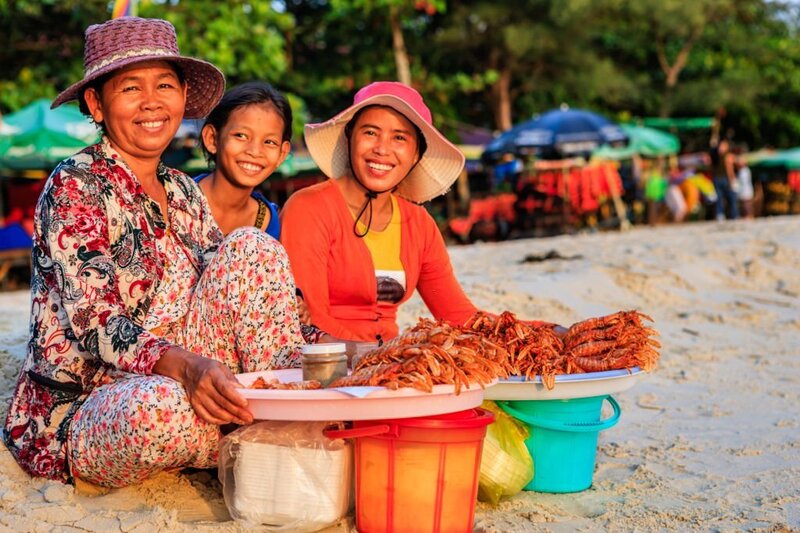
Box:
[1,216,798,531]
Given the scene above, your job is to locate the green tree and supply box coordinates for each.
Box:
[329,0,444,85]
[138,1,309,140]
[596,0,800,147]
[598,0,741,118]
[140,1,293,86]
[280,0,410,123]
[431,0,630,131]
[0,0,108,112]
[3,0,800,150]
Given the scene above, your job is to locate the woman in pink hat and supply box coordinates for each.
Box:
[4,17,320,489]
[281,82,482,344]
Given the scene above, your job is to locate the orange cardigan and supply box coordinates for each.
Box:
[281,180,477,342]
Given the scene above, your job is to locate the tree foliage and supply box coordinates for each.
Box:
[0,0,108,110]
[2,0,800,150]
[430,0,633,131]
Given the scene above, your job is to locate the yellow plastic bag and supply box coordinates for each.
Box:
[478,401,534,505]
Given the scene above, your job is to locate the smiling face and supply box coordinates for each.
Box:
[83,60,186,167]
[347,106,421,193]
[201,103,291,190]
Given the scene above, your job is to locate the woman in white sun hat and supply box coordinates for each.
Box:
[281,81,484,344]
[4,17,322,489]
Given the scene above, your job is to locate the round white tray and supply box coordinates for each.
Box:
[236,368,492,421]
[484,367,646,401]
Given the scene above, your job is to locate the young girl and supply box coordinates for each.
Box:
[196,81,291,238]
[197,82,311,323]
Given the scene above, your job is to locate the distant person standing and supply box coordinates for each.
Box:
[734,149,754,219]
[493,152,522,192]
[710,139,739,220]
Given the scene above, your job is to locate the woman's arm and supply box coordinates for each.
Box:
[280,192,361,341]
[414,211,478,326]
[413,210,562,331]
[725,152,737,184]
[152,346,252,425]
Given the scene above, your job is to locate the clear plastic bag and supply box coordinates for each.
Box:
[219,420,353,531]
[478,401,534,505]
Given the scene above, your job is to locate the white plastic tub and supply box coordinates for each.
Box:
[230,439,353,528]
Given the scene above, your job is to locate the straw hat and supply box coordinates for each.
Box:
[304,81,465,203]
[52,17,224,119]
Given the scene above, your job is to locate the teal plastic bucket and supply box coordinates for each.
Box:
[497,395,620,493]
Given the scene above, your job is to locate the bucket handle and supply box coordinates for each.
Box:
[323,424,393,440]
[497,396,621,433]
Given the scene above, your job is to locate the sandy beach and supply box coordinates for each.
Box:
[0,215,798,532]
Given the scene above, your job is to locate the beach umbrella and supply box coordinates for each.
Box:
[591,124,681,161]
[750,147,800,169]
[0,99,99,171]
[619,124,679,157]
[275,152,320,177]
[592,125,680,160]
[591,144,639,161]
[482,107,628,162]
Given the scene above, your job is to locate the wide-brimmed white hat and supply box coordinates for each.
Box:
[304,81,465,203]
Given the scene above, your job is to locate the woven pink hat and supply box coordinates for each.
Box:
[52,17,224,119]
[304,81,465,203]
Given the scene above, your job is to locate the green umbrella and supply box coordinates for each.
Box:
[275,152,320,177]
[0,99,99,171]
[641,116,714,131]
[591,144,639,161]
[750,147,800,169]
[592,124,680,160]
[620,124,680,157]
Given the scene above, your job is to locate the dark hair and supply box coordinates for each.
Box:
[77,61,186,136]
[201,81,293,164]
[343,104,427,158]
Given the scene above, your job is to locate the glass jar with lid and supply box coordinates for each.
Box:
[301,343,348,387]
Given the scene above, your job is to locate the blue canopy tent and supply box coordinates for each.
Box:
[482,107,628,162]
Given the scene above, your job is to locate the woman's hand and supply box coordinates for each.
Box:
[153,347,253,426]
[296,296,312,325]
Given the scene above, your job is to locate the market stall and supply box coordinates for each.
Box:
[750,147,800,215]
[217,310,659,531]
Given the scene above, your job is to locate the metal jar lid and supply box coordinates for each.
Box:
[301,343,347,361]
[301,342,346,355]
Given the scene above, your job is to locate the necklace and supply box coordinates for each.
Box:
[254,199,268,229]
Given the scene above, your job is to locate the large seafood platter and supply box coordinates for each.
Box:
[484,367,646,400]
[237,309,659,418]
[464,310,659,400]
[236,369,494,421]
[236,319,505,421]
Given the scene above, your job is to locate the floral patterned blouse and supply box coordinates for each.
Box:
[3,138,223,482]
[142,226,199,343]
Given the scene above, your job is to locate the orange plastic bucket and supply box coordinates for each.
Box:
[325,408,493,533]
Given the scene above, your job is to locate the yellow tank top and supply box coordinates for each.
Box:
[357,195,405,289]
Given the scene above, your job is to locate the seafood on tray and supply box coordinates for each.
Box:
[328,318,511,394]
[247,377,323,390]
[563,310,660,373]
[466,310,565,386]
[268,310,658,394]
[465,309,660,389]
